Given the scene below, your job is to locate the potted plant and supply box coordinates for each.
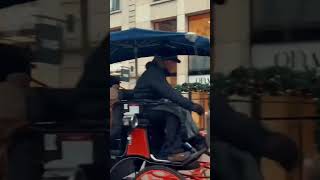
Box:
[175,81,210,129]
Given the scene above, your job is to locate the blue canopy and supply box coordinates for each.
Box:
[110,28,210,64]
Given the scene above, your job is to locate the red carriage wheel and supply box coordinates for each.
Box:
[135,165,185,180]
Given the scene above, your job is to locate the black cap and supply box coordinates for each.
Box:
[159,56,181,63]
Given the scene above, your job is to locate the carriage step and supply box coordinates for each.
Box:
[183,148,208,165]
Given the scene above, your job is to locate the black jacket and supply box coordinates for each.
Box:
[134,62,194,111]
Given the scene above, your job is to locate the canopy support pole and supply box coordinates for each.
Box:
[134,42,139,79]
[135,57,138,79]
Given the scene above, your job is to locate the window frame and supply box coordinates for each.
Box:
[251,0,320,44]
[110,0,120,12]
[187,13,211,76]
[153,18,177,32]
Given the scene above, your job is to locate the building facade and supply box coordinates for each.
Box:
[110,0,211,89]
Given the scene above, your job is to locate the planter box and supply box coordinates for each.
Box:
[190,91,209,129]
[258,96,318,180]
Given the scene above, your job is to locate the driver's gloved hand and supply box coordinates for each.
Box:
[192,103,204,115]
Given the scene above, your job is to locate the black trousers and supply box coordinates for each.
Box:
[146,110,183,156]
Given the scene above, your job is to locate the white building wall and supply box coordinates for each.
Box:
[176,0,188,84]
[150,0,177,20]
[184,0,210,15]
[214,0,251,115]
[214,0,251,73]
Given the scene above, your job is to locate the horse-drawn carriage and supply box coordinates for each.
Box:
[109,28,211,179]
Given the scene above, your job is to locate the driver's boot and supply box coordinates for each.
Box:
[188,134,208,151]
[158,146,191,162]
[168,151,191,162]
[158,139,191,162]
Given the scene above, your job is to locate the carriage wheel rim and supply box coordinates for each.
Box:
[136,169,181,180]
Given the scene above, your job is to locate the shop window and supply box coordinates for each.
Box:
[188,13,210,75]
[154,18,177,32]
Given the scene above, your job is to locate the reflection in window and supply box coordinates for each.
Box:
[188,13,210,75]
[189,56,210,75]
[154,19,177,32]
[252,0,320,42]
